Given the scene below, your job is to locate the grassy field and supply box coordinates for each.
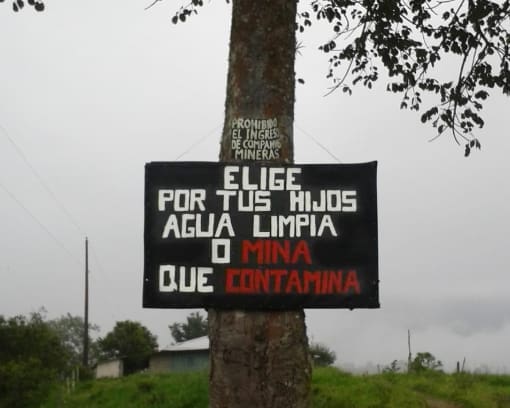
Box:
[43,367,510,408]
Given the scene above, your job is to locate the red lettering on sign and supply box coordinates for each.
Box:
[254,269,270,293]
[291,241,311,264]
[272,240,290,263]
[322,272,329,294]
[240,268,254,293]
[328,271,342,293]
[285,270,302,293]
[225,268,361,295]
[225,268,240,293]
[271,269,286,292]
[344,270,360,294]
[241,240,312,265]
[241,241,263,264]
[303,271,321,294]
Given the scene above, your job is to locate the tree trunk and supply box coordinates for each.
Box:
[208,310,311,408]
[208,1,311,407]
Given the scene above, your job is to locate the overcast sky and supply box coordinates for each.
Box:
[1,1,509,373]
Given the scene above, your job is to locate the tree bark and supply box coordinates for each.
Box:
[208,310,311,408]
[209,1,311,407]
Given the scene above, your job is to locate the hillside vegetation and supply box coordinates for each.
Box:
[43,367,510,408]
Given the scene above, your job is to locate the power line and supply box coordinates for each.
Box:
[0,123,86,237]
[0,180,81,266]
[88,242,120,322]
[173,123,223,161]
[295,123,343,163]
[171,120,342,163]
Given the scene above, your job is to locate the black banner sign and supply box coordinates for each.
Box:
[143,162,378,309]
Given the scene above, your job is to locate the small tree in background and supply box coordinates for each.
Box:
[383,360,402,373]
[410,352,443,373]
[49,313,100,370]
[310,342,337,367]
[169,311,208,343]
[98,320,158,375]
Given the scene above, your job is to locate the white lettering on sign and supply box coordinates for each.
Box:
[159,265,213,293]
[289,190,357,212]
[223,166,301,191]
[211,239,230,264]
[230,117,281,160]
[215,190,271,212]
[161,213,235,238]
[154,164,363,296]
[252,214,338,238]
[158,189,206,212]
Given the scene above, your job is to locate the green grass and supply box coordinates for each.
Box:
[311,367,424,407]
[43,368,510,408]
[42,371,208,408]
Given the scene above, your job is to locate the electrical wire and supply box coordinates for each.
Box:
[173,123,223,161]
[0,123,86,237]
[0,180,81,266]
[295,123,343,163]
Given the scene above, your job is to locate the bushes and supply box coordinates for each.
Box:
[410,352,443,373]
[0,312,68,407]
[0,358,59,408]
[310,343,336,367]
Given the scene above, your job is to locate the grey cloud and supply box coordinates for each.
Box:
[383,295,510,336]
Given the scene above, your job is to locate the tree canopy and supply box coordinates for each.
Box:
[97,320,158,375]
[169,311,208,343]
[0,311,68,407]
[1,0,45,12]
[48,313,100,369]
[8,0,508,155]
[167,0,509,156]
[410,351,443,372]
[309,342,337,366]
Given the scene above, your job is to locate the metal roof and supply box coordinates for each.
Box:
[163,335,209,352]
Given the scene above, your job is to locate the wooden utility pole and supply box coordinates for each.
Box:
[83,237,89,367]
[407,329,412,373]
[209,1,311,407]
